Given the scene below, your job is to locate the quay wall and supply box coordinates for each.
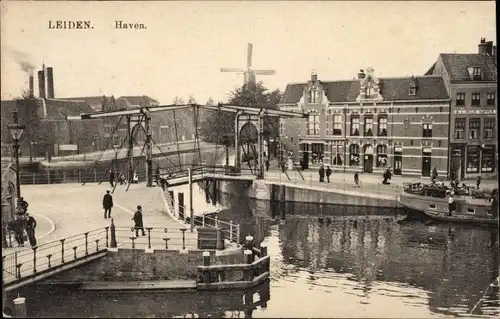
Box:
[216,180,399,209]
[37,248,243,283]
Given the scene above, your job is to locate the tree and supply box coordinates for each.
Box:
[200,82,282,165]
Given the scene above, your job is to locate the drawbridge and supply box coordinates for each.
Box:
[67,103,306,191]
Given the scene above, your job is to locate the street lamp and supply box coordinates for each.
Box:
[7,110,25,213]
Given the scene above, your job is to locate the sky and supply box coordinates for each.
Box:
[0,1,496,104]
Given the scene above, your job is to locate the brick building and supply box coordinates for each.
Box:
[426,38,497,180]
[279,69,450,177]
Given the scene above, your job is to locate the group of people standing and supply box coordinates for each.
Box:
[6,197,38,248]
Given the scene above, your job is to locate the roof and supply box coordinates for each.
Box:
[117,96,159,108]
[279,75,449,104]
[439,53,497,81]
[55,96,114,112]
[425,63,436,76]
[44,99,95,118]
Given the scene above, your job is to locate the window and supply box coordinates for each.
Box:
[471,92,481,106]
[422,123,433,138]
[351,116,360,136]
[454,118,465,139]
[409,86,416,96]
[349,144,360,166]
[469,119,480,139]
[456,93,465,106]
[308,87,319,104]
[378,116,387,136]
[333,114,342,135]
[364,115,373,136]
[482,146,495,173]
[376,145,388,167]
[311,143,324,164]
[307,112,320,135]
[487,93,495,106]
[466,146,479,173]
[473,67,482,80]
[332,143,343,165]
[484,118,495,139]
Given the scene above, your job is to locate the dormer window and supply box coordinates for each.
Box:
[409,76,417,96]
[409,86,416,96]
[473,67,482,80]
[308,87,319,104]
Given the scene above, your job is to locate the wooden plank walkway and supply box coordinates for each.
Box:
[79,279,197,291]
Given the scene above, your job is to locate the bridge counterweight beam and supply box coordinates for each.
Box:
[234,111,242,170]
[144,113,153,187]
[126,115,134,182]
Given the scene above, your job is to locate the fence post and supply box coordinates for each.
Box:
[32,247,38,274]
[72,246,77,260]
[63,172,66,184]
[32,173,35,185]
[180,228,187,250]
[105,227,109,247]
[47,171,51,184]
[215,216,218,228]
[46,254,52,268]
[110,219,117,248]
[236,225,241,244]
[84,232,89,256]
[79,171,82,183]
[95,239,100,252]
[146,227,153,249]
[244,249,254,282]
[60,239,65,263]
[260,242,268,257]
[129,237,136,250]
[229,221,233,242]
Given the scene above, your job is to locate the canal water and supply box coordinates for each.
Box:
[22,183,500,318]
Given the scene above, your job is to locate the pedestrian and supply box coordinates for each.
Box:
[102,190,113,219]
[382,168,392,184]
[476,176,482,190]
[132,205,146,237]
[265,159,270,172]
[132,172,139,184]
[118,174,126,185]
[431,167,438,183]
[448,192,455,217]
[354,172,360,188]
[109,171,115,188]
[326,166,332,183]
[24,213,37,247]
[19,197,29,214]
[10,216,25,247]
[319,165,325,182]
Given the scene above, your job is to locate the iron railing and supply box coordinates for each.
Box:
[113,226,196,251]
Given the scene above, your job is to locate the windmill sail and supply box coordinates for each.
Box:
[220,68,245,73]
[254,70,276,75]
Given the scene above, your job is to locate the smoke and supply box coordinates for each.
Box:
[9,48,36,74]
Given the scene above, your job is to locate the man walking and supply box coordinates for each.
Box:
[102,190,113,219]
[476,176,482,190]
[265,159,270,172]
[109,171,115,188]
[326,166,332,183]
[319,165,325,182]
[354,172,360,188]
[24,213,37,247]
[132,205,146,237]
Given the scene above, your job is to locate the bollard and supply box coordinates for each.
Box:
[259,242,268,257]
[13,295,26,318]
[180,228,187,250]
[95,239,100,252]
[32,247,37,274]
[60,239,65,263]
[105,227,110,247]
[214,216,218,228]
[46,254,52,268]
[245,235,254,251]
[229,221,234,242]
[146,228,153,249]
[72,246,77,260]
[84,232,89,256]
[110,219,117,248]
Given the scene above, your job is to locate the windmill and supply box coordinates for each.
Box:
[220,43,276,86]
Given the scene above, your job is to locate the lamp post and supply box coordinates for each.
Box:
[7,110,25,211]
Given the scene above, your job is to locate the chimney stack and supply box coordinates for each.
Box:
[358,69,366,79]
[37,69,46,99]
[46,67,55,98]
[311,72,318,82]
[478,38,493,56]
[29,74,34,98]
